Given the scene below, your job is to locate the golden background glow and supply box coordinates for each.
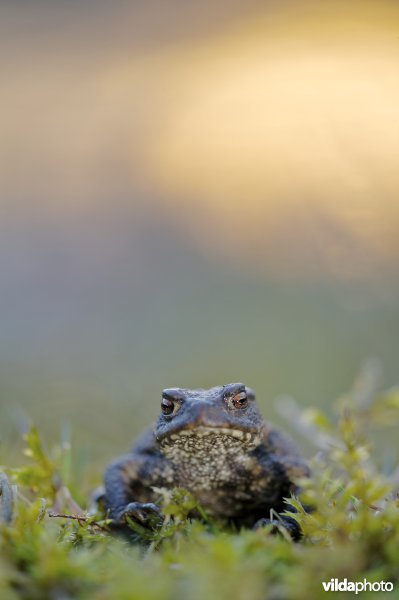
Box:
[144,3,399,276]
[2,1,399,277]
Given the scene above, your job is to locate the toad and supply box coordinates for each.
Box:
[104,383,309,539]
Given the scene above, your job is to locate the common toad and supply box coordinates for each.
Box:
[104,383,309,539]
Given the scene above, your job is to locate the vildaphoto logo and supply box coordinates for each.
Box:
[322,579,394,594]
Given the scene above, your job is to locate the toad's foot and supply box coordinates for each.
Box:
[121,502,164,529]
[253,515,302,541]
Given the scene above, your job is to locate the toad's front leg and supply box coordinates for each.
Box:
[104,454,164,528]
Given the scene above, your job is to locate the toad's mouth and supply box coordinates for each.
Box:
[159,426,261,447]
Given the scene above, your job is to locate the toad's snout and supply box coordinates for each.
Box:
[184,401,226,429]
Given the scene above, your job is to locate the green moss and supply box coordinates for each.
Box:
[1,378,398,599]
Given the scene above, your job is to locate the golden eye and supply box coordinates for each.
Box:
[226,391,248,409]
[161,389,184,417]
[161,397,175,416]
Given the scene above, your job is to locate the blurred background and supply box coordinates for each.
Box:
[1,0,399,475]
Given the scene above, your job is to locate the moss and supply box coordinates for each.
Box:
[0,377,398,599]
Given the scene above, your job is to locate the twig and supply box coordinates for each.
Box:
[47,511,110,532]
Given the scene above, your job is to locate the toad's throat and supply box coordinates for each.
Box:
[158,427,261,493]
[159,426,261,455]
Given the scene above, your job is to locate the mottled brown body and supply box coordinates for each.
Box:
[104,383,309,537]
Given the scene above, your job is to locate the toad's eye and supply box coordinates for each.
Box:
[161,397,175,416]
[227,391,248,410]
